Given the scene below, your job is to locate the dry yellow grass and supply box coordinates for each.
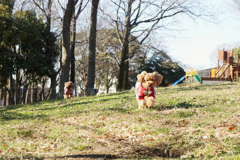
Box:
[0,82,240,159]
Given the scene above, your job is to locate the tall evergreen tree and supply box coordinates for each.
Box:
[140,52,185,86]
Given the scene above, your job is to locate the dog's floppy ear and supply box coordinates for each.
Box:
[137,74,145,83]
[153,72,164,85]
[140,71,147,75]
[137,71,147,83]
[64,82,68,87]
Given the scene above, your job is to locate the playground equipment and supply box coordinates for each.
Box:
[185,69,201,83]
[210,68,218,78]
[171,75,186,86]
[201,49,239,84]
[209,49,240,81]
[171,69,201,86]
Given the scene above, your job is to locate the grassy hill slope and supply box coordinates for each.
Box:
[0,82,240,159]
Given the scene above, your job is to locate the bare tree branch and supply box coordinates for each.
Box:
[115,0,124,46]
[33,0,47,16]
[57,0,65,11]
[96,48,120,69]
[75,0,90,19]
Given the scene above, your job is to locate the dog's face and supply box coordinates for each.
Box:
[69,81,74,88]
[65,81,74,90]
[144,73,155,88]
[137,71,163,89]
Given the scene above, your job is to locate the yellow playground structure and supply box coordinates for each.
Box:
[172,69,201,86]
[210,68,218,78]
[185,69,201,83]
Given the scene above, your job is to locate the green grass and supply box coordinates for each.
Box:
[0,82,240,159]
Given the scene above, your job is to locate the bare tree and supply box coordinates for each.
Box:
[31,0,53,30]
[70,0,90,84]
[85,0,100,96]
[100,0,216,91]
[59,0,77,98]
[96,28,145,90]
[74,31,89,95]
[74,28,119,96]
[25,0,89,99]
[95,57,118,94]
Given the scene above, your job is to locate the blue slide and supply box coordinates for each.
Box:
[171,75,186,86]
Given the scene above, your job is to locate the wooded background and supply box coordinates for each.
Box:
[1,0,222,106]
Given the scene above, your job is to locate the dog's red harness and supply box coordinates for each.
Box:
[136,81,156,100]
[65,89,73,96]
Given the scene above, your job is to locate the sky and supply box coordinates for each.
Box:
[165,0,240,70]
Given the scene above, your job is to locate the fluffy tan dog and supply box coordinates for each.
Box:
[64,81,74,99]
[135,71,163,109]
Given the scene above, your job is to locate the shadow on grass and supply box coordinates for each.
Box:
[18,142,185,159]
[151,103,204,111]
[11,154,119,160]
[55,154,119,159]
[37,97,122,112]
[0,111,48,121]
[170,102,204,109]
[48,142,184,159]
[98,90,133,97]
[0,96,123,122]
[131,142,185,159]
[0,91,127,111]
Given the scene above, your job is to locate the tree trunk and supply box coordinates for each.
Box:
[3,87,6,106]
[117,1,132,91]
[70,13,76,84]
[7,74,15,106]
[40,77,46,101]
[0,86,2,100]
[85,0,100,96]
[117,44,129,91]
[118,62,129,90]
[30,83,34,103]
[124,61,129,89]
[25,85,31,104]
[31,73,35,103]
[59,0,75,99]
[105,73,109,94]
[0,75,2,100]
[49,73,57,100]
[15,68,20,105]
[46,0,52,32]
[34,87,37,102]
[22,84,29,104]
[2,81,6,106]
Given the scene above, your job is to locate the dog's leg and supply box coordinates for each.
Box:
[146,97,155,108]
[139,100,144,109]
[138,99,147,109]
